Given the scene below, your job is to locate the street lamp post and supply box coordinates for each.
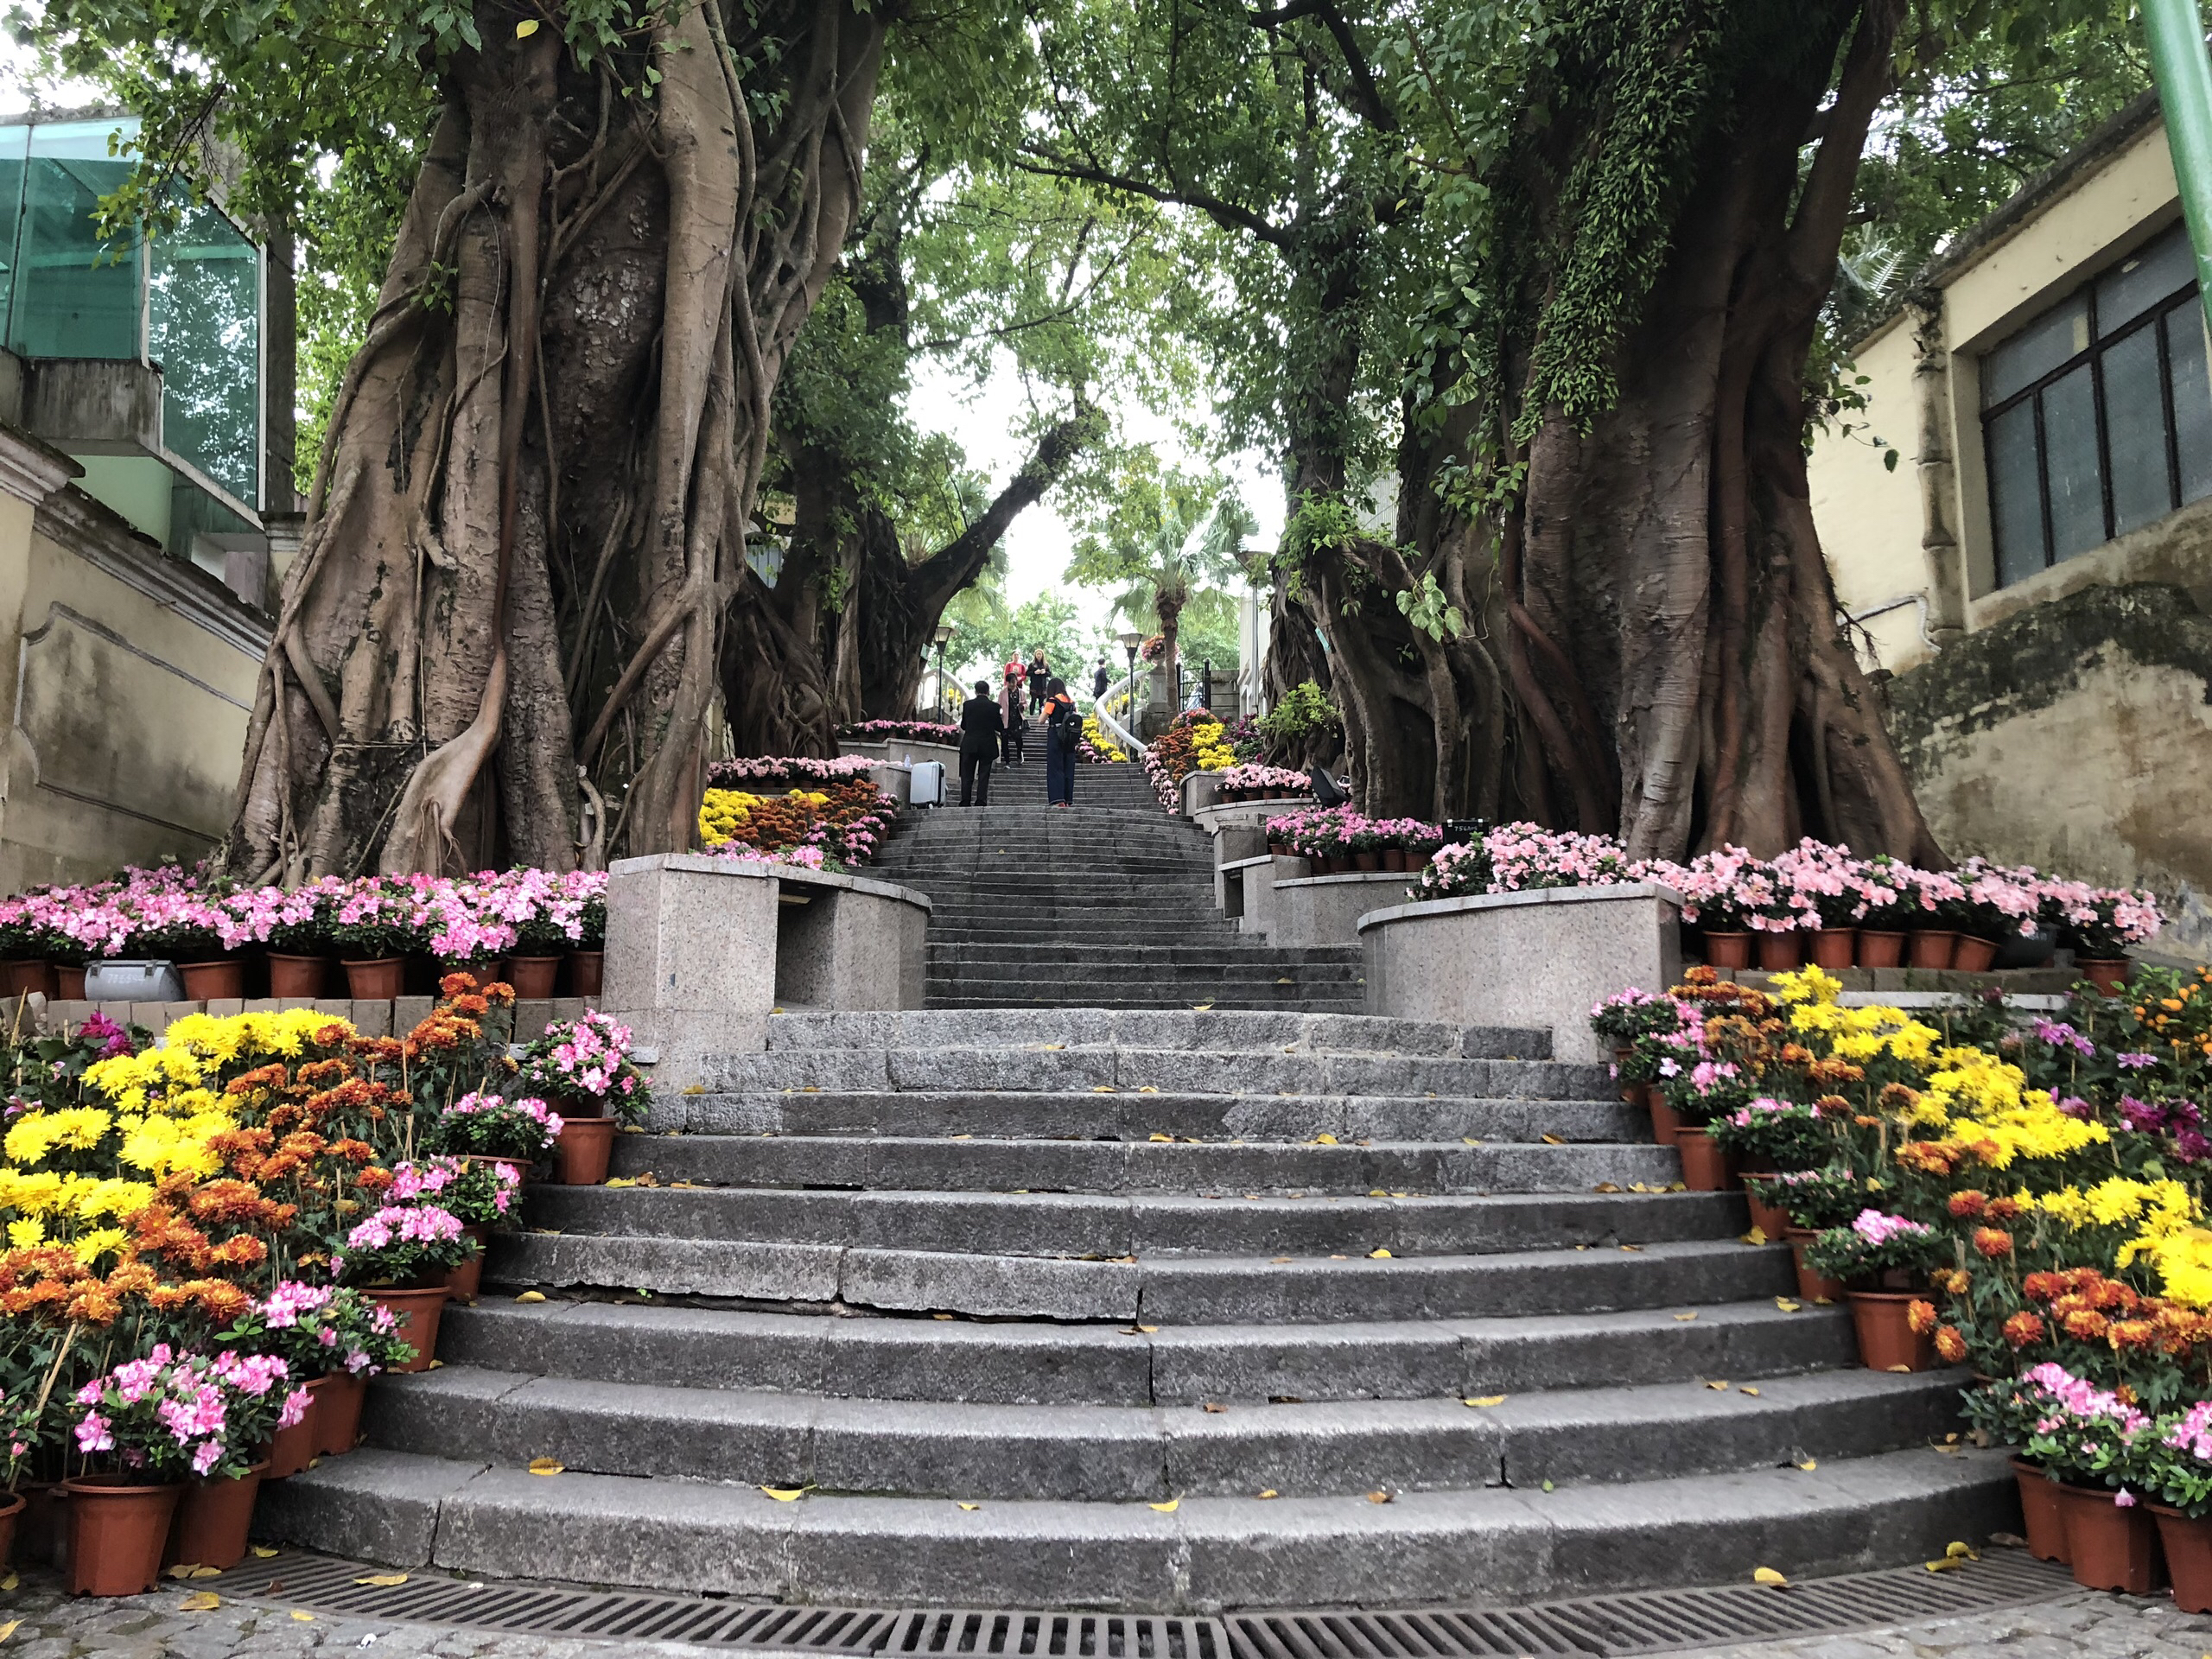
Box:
[1117,629,1142,736]
[931,623,955,719]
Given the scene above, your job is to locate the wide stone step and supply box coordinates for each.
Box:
[764,1010,1542,1058]
[360,1366,1967,1501]
[432,1297,1858,1406]
[521,1184,1720,1257]
[699,1046,1611,1099]
[257,1444,2013,1609]
[643,1090,1624,1141]
[485,1235,1794,1323]
[925,944,1363,963]
[926,933,1265,952]
[924,993,1372,1014]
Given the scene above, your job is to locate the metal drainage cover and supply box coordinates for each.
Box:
[232,1549,2074,1657]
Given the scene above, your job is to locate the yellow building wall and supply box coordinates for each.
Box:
[0,449,264,893]
[1808,315,1931,671]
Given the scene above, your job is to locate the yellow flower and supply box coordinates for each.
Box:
[6,1217,43,1249]
[69,1225,126,1268]
[1767,966,1841,1006]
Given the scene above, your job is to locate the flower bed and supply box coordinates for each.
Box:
[1079,715,1128,764]
[0,974,648,1578]
[1392,823,2159,974]
[1218,763,1306,800]
[696,777,896,868]
[1593,961,2212,1591]
[1142,710,1237,809]
[839,720,958,747]
[1262,805,1442,873]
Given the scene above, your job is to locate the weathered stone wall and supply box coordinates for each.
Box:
[1884,581,2212,957]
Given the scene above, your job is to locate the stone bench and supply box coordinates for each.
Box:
[1358,882,1682,1063]
[602,854,932,1090]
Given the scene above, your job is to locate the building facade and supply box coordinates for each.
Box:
[1811,91,2212,954]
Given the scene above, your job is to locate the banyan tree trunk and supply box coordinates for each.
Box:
[222,1,887,880]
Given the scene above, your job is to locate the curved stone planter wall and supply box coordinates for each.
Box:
[601,854,932,1088]
[1271,870,1416,948]
[1357,882,1682,1061]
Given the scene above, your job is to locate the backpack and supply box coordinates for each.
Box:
[1048,701,1082,753]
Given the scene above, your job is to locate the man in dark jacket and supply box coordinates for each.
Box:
[958,680,1006,806]
[1092,658,1109,700]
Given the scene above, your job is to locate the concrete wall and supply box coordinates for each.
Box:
[0,424,268,892]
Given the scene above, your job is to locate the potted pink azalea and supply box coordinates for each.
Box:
[517,1012,651,1185]
[330,1201,475,1375]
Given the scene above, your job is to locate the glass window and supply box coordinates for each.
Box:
[2103,324,2171,536]
[2098,222,2197,337]
[1987,400,2044,587]
[1980,235,2212,585]
[149,201,259,504]
[7,120,139,360]
[1984,294,2088,406]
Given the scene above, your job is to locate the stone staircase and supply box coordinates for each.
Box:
[263,1005,2010,1608]
[872,740,1363,1012]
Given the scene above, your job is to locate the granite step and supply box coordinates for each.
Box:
[696,1046,1613,1099]
[518,1184,1722,1257]
[430,1296,1859,1405]
[484,1235,1795,1323]
[924,993,1371,1014]
[761,1010,1541,1057]
[257,1444,2013,1610]
[359,1365,1969,1500]
[640,1090,1628,1141]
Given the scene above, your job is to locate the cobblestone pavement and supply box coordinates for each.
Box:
[1678,1588,2212,1658]
[5,1573,2212,1659]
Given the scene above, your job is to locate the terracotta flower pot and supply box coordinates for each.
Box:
[2078,958,2130,996]
[1674,1126,1732,1192]
[312,1370,368,1457]
[1846,1289,1936,1372]
[372,1285,451,1373]
[1383,849,1410,873]
[179,959,245,1001]
[1702,931,1752,969]
[1648,1089,1682,1148]
[2152,1504,2212,1611]
[267,953,329,999]
[62,1476,181,1595]
[1856,930,1905,968]
[2012,1458,2069,1563]
[16,1479,60,1567]
[164,1463,266,1571]
[266,1376,323,1478]
[0,1491,20,1567]
[0,959,54,1000]
[54,965,85,1000]
[555,1116,619,1185]
[2058,1484,2161,1593]
[342,957,405,999]
[506,956,561,999]
[1907,930,1958,969]
[1738,1176,1790,1240]
[1353,850,1382,872]
[1754,931,1802,971]
[445,1226,486,1301]
[1807,930,1856,969]
[1952,935,1999,973]
[1784,1227,1846,1302]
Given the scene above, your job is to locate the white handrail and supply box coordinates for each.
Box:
[1084,690,1146,758]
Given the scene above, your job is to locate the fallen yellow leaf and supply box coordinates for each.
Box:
[1369,1248,1393,1259]
[1137,1324,1160,1333]
[1462,1137,1482,1146]
[516,1291,547,1304]
[1886,1363,1913,1373]
[528,1458,564,1476]
[0,1619,19,1642]
[1796,1459,1819,1471]
[179,1591,221,1611]
[1740,1386,1761,1396]
[0,1574,14,1592]
[1540,1134,1564,1145]
[1191,1004,1214,1012]
[1925,1555,1966,1573]
[1945,1540,1978,1560]
[1673,1312,1698,1322]
[1740,1227,1767,1245]
[1775,1297,1802,1313]
[761,1486,809,1502]
[1149,1497,1179,1513]
[167,1563,200,1580]
[354,1573,410,1586]
[1752,1567,1788,1587]
[291,1611,315,1622]
[251,1546,279,1559]
[605,1177,637,1188]
[1094,1086,1117,1094]
[1465,1395,1507,1408]
[957,1502,981,1511]
[1138,1086,1159,1094]
[1365,1491,1392,1504]
[1705,1380,1728,1390]
[1256,1489,1279,1499]
[1592,1182,1622,1193]
[1312,1134,1338,1145]
[1619,1244,1643,1253]
[1149,1134,1173,1142]
[187,1565,222,1579]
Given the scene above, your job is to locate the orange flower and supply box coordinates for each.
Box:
[1906,1300,1938,1334]
[1934,1326,1967,1364]
[1948,1192,1988,1219]
[1972,1227,2014,1260]
[2063,1309,2111,1342]
[2002,1311,2046,1348]
[1986,1196,2024,1222]
[1877,1083,1921,1112]
[2108,1319,2157,1352]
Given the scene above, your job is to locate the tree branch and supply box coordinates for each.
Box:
[911,404,1100,615]
[1247,0,1397,132]
[1014,150,1293,250]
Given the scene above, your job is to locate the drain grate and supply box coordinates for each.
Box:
[230,1548,2071,1657]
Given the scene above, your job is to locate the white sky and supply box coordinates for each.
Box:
[904,350,1284,629]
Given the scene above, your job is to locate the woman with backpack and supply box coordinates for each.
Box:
[1042,678,1080,807]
